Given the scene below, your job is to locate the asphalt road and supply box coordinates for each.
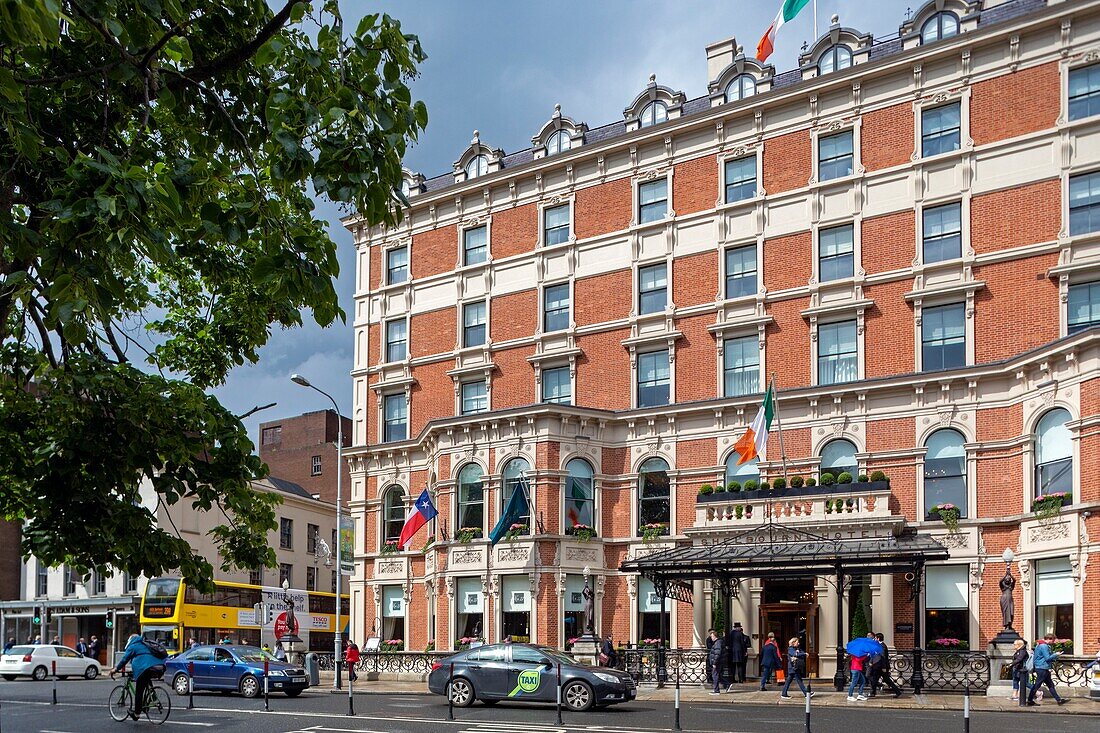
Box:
[0,677,1088,733]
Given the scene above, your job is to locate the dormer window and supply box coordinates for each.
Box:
[724,74,757,102]
[546,130,571,155]
[920,12,959,43]
[640,101,668,128]
[818,45,852,75]
[465,155,488,179]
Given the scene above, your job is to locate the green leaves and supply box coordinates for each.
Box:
[0,0,427,588]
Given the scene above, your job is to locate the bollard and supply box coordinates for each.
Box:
[447,662,455,721]
[51,661,57,705]
[187,662,195,709]
[263,659,269,711]
[673,661,681,731]
[556,663,563,726]
[963,682,970,733]
[347,659,355,716]
[805,680,812,733]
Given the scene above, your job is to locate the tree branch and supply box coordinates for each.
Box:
[184,0,298,82]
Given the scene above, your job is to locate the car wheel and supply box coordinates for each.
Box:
[84,666,99,680]
[1,675,15,681]
[239,674,260,699]
[447,677,475,707]
[31,666,48,681]
[284,690,302,698]
[563,680,594,712]
[173,674,191,696]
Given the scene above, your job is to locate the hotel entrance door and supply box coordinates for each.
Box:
[760,578,819,677]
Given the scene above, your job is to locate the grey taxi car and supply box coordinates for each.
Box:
[427,643,635,712]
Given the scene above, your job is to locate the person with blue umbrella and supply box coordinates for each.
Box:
[845,636,879,701]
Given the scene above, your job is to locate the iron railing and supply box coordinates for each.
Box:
[1052,656,1099,688]
[615,647,708,684]
[889,650,990,692]
[313,651,449,675]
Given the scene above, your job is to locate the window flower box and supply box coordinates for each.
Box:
[639,523,670,542]
[929,503,961,532]
[568,523,596,541]
[380,541,399,555]
[456,527,483,544]
[503,523,527,542]
[1031,492,1071,520]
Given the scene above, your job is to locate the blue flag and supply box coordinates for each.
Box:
[488,483,529,545]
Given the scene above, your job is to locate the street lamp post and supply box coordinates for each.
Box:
[291,374,345,689]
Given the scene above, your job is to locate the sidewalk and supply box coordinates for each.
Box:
[316,673,1099,715]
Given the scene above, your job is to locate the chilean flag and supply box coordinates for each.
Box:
[398,489,438,550]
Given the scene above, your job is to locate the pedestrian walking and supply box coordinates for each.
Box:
[705,627,716,686]
[75,637,89,656]
[599,634,618,667]
[274,641,287,662]
[1009,638,1029,703]
[89,635,101,662]
[846,653,869,701]
[50,635,60,645]
[868,632,902,698]
[725,622,748,686]
[31,635,41,645]
[344,639,360,682]
[759,632,782,691]
[779,637,814,699]
[707,629,726,694]
[3,637,15,653]
[1025,634,1067,706]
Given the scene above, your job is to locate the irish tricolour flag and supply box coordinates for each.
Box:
[757,0,811,62]
[732,384,776,465]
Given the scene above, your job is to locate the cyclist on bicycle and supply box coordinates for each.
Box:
[111,634,165,720]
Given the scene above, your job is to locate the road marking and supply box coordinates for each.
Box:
[164,722,217,727]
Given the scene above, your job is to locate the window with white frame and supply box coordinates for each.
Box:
[125,573,138,594]
[386,246,408,285]
[922,202,962,263]
[1069,64,1100,121]
[1034,558,1074,651]
[724,244,757,298]
[541,366,571,405]
[546,129,571,155]
[723,335,759,397]
[63,564,76,595]
[1034,408,1072,500]
[819,438,858,479]
[382,487,405,545]
[460,381,488,415]
[1069,171,1100,235]
[94,571,106,595]
[385,318,407,362]
[383,393,407,442]
[638,179,668,224]
[924,565,969,648]
[564,459,595,532]
[924,429,967,518]
[501,458,531,535]
[725,452,759,489]
[638,263,667,314]
[382,584,406,641]
[463,301,487,347]
[457,464,484,532]
[921,303,966,371]
[724,74,756,102]
[920,12,959,44]
[36,560,47,596]
[639,101,668,128]
[724,157,756,204]
[817,320,857,385]
[818,131,853,181]
[543,204,570,245]
[638,577,671,645]
[637,457,671,532]
[279,517,293,549]
[311,454,322,475]
[637,350,670,407]
[922,103,961,157]
[456,576,484,639]
[501,576,531,642]
[465,155,488,179]
[543,283,570,332]
[818,45,852,75]
[1068,280,1100,333]
[463,225,488,265]
[279,563,292,588]
[818,224,854,281]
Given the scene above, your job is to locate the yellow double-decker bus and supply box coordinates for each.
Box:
[139,577,348,654]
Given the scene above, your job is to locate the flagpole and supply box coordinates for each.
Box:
[813,0,818,40]
[770,373,789,486]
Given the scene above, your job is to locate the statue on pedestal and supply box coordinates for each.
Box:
[582,582,595,637]
[999,568,1016,631]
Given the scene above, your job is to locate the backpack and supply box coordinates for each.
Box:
[142,639,169,660]
[1024,651,1034,673]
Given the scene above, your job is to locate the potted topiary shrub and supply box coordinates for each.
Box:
[806,477,817,487]
[790,475,804,488]
[820,472,836,486]
[760,480,770,490]
[772,477,787,490]
[727,481,741,493]
[698,483,715,497]
[869,470,887,481]
[743,479,759,491]
[857,474,869,483]
[837,471,853,484]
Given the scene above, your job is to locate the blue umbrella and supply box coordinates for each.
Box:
[845,638,882,657]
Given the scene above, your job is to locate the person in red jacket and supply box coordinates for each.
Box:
[846,654,869,701]
[344,639,360,682]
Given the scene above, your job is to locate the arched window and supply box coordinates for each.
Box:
[724,452,759,487]
[924,429,966,518]
[638,457,671,534]
[639,101,668,128]
[464,155,488,179]
[382,487,405,545]
[1035,409,1073,499]
[818,45,852,75]
[724,74,757,102]
[819,439,857,478]
[457,464,485,532]
[921,12,959,44]
[501,458,531,535]
[546,130,571,155]
[564,458,595,533]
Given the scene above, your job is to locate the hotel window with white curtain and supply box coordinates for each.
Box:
[456,577,484,642]
[501,575,531,643]
[924,565,970,648]
[563,574,589,646]
[1035,558,1074,651]
[382,585,405,642]
[637,577,671,645]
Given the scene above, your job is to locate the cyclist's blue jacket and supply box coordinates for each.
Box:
[113,637,162,678]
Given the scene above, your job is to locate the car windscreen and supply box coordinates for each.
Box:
[6,646,35,655]
[541,648,583,666]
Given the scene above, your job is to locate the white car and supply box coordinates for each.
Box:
[0,645,102,681]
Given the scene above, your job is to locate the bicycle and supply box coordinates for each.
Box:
[108,669,171,725]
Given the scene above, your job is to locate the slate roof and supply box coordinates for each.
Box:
[263,476,315,501]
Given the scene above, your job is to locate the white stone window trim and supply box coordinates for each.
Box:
[558,452,601,535]
[909,292,977,373]
[914,419,976,523]
[453,130,504,183]
[809,116,863,188]
[531,354,578,406]
[910,87,973,163]
[379,239,413,291]
[631,254,675,319]
[716,235,765,303]
[1053,261,1100,337]
[537,277,574,336]
[919,561,975,650]
[807,309,867,388]
[381,314,411,366]
[376,387,413,445]
[457,295,491,352]
[715,145,764,210]
[457,215,494,270]
[713,321,767,399]
[1060,162,1100,243]
[626,338,679,411]
[536,193,577,249]
[531,104,588,160]
[623,75,686,132]
[631,168,675,229]
[630,453,677,538]
[913,196,973,269]
[1021,399,1080,512]
[810,215,864,286]
[494,450,538,532]
[1057,48,1100,130]
[375,482,410,549]
[450,362,494,417]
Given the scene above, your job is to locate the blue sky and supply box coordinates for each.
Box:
[215,0,918,445]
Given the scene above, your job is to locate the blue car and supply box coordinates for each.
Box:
[165,645,309,698]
